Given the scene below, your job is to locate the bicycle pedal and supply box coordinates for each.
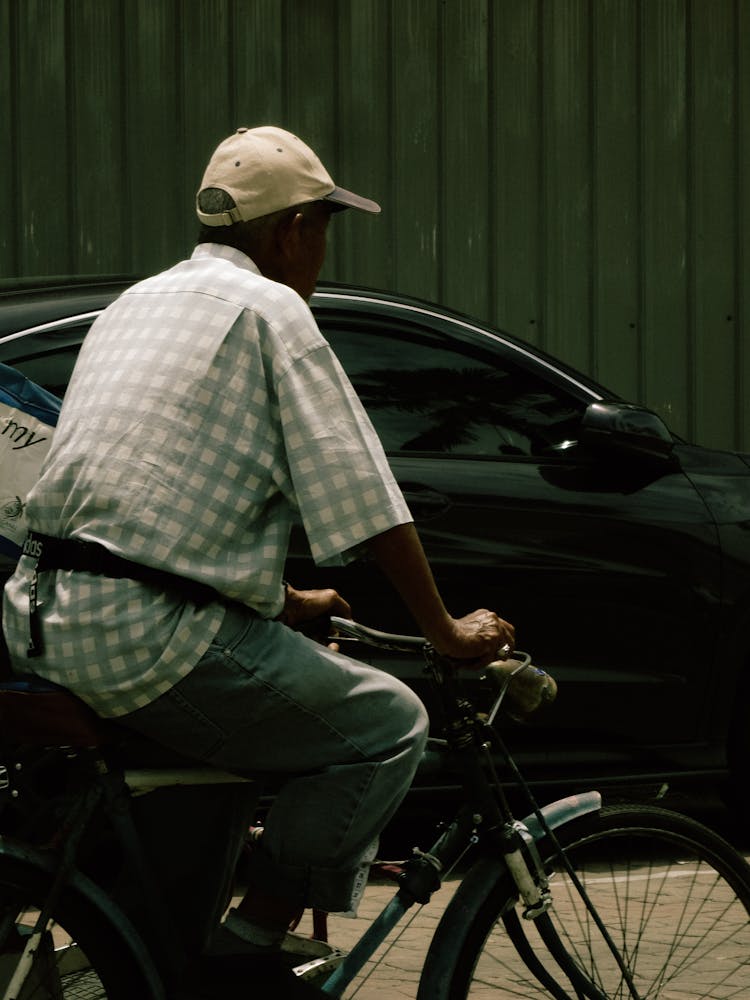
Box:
[292,950,346,983]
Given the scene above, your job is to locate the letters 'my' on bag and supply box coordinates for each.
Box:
[0,364,61,570]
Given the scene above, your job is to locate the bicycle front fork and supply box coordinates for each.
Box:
[497,820,632,1000]
[499,820,552,919]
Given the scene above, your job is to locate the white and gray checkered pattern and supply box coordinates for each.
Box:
[3,245,411,716]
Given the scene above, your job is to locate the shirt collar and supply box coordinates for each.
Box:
[191,242,261,276]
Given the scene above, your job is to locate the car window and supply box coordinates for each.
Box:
[0,315,584,458]
[0,337,85,401]
[323,321,583,457]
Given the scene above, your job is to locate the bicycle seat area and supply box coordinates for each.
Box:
[0,675,220,772]
[0,676,107,748]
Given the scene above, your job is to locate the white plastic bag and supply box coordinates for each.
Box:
[0,364,60,569]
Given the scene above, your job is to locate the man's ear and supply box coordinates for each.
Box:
[275,210,304,260]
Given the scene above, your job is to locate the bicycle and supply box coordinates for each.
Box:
[0,616,748,999]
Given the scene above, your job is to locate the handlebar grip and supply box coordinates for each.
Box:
[330,618,557,719]
[484,656,558,717]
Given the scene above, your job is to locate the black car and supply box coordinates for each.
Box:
[2,277,749,816]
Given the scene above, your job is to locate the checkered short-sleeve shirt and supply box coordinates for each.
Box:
[2,245,412,716]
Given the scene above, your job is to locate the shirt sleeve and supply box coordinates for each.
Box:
[276,341,413,567]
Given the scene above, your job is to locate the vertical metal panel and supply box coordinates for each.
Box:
[179,1,235,252]
[15,0,71,275]
[335,0,395,289]
[541,0,593,374]
[389,0,441,303]
[489,0,543,348]
[690,0,739,449]
[282,0,341,268]
[442,0,491,320]
[69,0,128,273]
[640,0,690,439]
[123,0,183,274]
[0,0,17,276]
[592,0,641,403]
[1,0,747,450]
[232,0,285,129]
[739,0,750,451]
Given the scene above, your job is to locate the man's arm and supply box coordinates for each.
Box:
[365,522,514,666]
[279,524,513,665]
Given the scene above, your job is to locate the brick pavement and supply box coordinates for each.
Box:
[265,846,750,999]
[279,879,458,1000]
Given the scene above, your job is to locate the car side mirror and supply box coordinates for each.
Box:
[579,401,675,462]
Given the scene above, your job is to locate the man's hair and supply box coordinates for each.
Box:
[197,187,236,218]
[196,188,281,249]
[196,188,322,252]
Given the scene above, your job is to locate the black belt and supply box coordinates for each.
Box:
[23,531,218,658]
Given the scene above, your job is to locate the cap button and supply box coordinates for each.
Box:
[236,127,248,133]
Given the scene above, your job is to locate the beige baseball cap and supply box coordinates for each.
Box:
[196,125,381,225]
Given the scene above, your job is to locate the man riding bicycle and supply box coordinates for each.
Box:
[2,125,513,996]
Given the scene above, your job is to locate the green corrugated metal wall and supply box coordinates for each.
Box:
[1,0,747,449]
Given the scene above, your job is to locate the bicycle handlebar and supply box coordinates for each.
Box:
[330,616,557,718]
[329,616,426,652]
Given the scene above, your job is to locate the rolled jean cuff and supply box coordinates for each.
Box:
[242,843,366,914]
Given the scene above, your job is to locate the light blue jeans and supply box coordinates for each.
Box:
[117,602,429,914]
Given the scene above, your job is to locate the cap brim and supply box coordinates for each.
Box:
[325,186,381,214]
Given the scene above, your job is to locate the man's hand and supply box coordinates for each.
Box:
[366,524,515,669]
[276,585,352,645]
[431,609,515,669]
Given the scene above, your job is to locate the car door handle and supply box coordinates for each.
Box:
[401,483,452,519]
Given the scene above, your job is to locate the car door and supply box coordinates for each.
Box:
[0,303,724,779]
[288,306,722,777]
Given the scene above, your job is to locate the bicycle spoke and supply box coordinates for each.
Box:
[547,859,749,998]
[421,808,750,1000]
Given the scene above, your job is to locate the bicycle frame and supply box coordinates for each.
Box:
[319,618,604,997]
[0,750,253,1000]
[0,621,604,1000]
[319,790,601,997]
[0,758,168,1000]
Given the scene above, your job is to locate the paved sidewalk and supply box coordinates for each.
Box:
[226,879,457,999]
[296,880,459,1000]
[243,844,750,999]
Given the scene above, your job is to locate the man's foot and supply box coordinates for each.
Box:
[207,922,334,960]
[204,924,344,988]
[175,951,326,998]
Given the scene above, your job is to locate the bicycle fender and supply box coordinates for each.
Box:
[520,790,602,842]
[0,837,166,1000]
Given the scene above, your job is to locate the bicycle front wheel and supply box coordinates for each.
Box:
[0,853,160,999]
[419,804,750,999]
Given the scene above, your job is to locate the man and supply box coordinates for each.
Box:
[3,126,513,995]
